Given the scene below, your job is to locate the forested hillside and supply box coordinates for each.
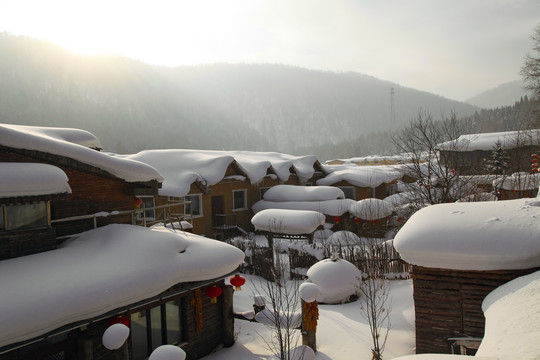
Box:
[3,32,529,160]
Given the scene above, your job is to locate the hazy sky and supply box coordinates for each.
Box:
[0,0,538,101]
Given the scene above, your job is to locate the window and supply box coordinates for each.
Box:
[259,187,270,200]
[387,183,397,196]
[338,187,356,200]
[1,202,48,231]
[184,194,202,217]
[233,189,247,211]
[137,196,155,220]
[131,299,183,360]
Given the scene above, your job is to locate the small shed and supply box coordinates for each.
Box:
[394,198,540,355]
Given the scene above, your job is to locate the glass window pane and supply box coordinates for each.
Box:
[233,190,246,210]
[185,195,201,216]
[339,187,356,200]
[131,311,149,360]
[0,206,4,231]
[166,299,182,344]
[150,306,162,352]
[6,202,47,230]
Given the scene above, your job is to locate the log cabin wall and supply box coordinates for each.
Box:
[412,265,540,354]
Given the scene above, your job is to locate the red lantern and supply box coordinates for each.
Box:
[371,219,378,224]
[206,285,222,303]
[333,216,341,224]
[230,274,246,291]
[353,218,361,224]
[108,315,130,328]
[134,197,143,208]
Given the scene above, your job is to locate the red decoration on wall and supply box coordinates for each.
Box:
[206,285,222,303]
[333,216,341,224]
[134,197,143,208]
[230,274,246,291]
[353,218,361,224]
[108,315,130,328]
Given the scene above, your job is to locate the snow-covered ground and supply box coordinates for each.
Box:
[201,274,415,360]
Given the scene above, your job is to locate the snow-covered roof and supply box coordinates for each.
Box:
[251,209,325,235]
[252,199,355,217]
[0,163,71,197]
[0,124,163,183]
[117,149,321,197]
[393,198,540,271]
[349,198,393,220]
[493,172,540,191]
[263,185,344,201]
[316,165,403,188]
[437,129,540,152]
[0,224,244,348]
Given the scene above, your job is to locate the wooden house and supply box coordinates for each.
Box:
[437,129,540,176]
[0,124,245,360]
[394,199,540,355]
[0,124,162,254]
[121,150,326,240]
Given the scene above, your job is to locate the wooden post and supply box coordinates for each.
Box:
[222,285,235,347]
[301,299,317,352]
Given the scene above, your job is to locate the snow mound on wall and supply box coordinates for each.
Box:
[263,185,345,202]
[252,199,355,216]
[0,224,244,348]
[306,258,362,304]
[0,163,72,197]
[394,198,540,270]
[476,270,540,358]
[251,209,325,235]
[350,198,393,220]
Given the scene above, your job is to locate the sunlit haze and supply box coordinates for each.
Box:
[0,0,538,100]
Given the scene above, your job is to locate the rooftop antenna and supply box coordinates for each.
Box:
[390,87,396,128]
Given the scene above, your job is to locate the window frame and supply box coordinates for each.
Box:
[232,189,247,211]
[137,196,156,221]
[338,186,356,200]
[0,201,50,231]
[184,194,203,218]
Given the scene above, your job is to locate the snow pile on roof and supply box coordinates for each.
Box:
[263,185,344,201]
[0,224,244,348]
[118,150,321,197]
[317,165,403,187]
[1,124,102,149]
[350,198,393,220]
[253,198,355,216]
[437,129,540,151]
[117,150,237,196]
[394,198,540,271]
[476,270,540,358]
[324,155,410,166]
[0,163,71,197]
[306,258,362,304]
[251,209,325,235]
[0,124,163,183]
[493,172,540,191]
[326,231,362,246]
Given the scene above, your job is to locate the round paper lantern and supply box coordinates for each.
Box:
[102,323,130,350]
[206,285,222,303]
[108,315,130,328]
[333,216,341,224]
[230,274,246,291]
[134,197,143,208]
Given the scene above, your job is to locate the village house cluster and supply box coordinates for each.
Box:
[1,123,540,359]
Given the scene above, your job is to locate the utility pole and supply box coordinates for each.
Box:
[390,87,396,128]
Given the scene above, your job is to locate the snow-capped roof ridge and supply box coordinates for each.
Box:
[0,123,163,183]
[437,129,540,151]
[0,163,72,197]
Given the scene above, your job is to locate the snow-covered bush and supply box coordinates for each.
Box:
[306,258,362,304]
